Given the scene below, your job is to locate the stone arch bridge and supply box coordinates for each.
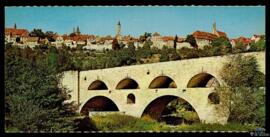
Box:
[60,52,265,124]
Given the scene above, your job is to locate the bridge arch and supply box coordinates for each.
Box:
[187,72,220,88]
[116,78,139,89]
[80,96,119,115]
[141,95,200,122]
[88,80,108,90]
[149,76,177,89]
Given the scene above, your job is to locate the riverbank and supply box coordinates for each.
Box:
[88,113,259,132]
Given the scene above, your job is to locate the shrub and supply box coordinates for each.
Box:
[218,54,265,126]
[91,113,258,131]
[220,55,264,88]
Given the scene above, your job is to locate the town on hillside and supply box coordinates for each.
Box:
[5,21,265,51]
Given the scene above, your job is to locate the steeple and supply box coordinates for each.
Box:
[212,21,217,35]
[14,23,17,29]
[116,21,121,40]
[76,26,81,34]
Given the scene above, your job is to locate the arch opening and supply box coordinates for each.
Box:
[208,92,220,104]
[149,76,177,89]
[141,95,200,125]
[116,78,139,89]
[187,73,220,88]
[80,96,119,116]
[127,94,135,104]
[88,80,108,90]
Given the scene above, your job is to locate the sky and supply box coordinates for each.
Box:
[5,6,265,38]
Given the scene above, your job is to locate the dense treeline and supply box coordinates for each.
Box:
[5,44,78,132]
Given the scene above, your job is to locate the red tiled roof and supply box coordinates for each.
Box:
[192,31,218,41]
[62,34,95,41]
[236,36,252,45]
[162,36,174,42]
[62,35,72,40]
[5,28,29,37]
[217,31,227,37]
[72,35,90,41]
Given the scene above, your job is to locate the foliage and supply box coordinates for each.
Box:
[160,46,170,62]
[159,46,181,62]
[112,38,120,50]
[74,116,98,131]
[233,41,247,53]
[218,54,265,127]
[163,98,199,124]
[185,35,197,48]
[173,35,178,49]
[91,113,258,131]
[249,38,266,52]
[139,32,152,43]
[29,29,46,39]
[45,31,57,42]
[212,36,231,48]
[211,37,232,55]
[220,55,264,88]
[5,45,78,132]
[178,47,199,59]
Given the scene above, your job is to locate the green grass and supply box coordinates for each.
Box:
[91,113,259,132]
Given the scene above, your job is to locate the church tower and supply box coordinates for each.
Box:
[14,23,17,29]
[212,22,218,36]
[76,26,81,35]
[116,21,121,40]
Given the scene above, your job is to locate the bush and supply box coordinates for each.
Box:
[220,55,264,88]
[5,46,77,132]
[178,47,199,59]
[91,113,258,131]
[218,54,265,127]
[74,116,98,131]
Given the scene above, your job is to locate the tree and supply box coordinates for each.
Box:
[220,55,264,88]
[233,41,247,53]
[127,41,136,51]
[249,38,265,52]
[185,35,197,48]
[45,31,56,42]
[29,29,46,39]
[211,36,232,55]
[218,54,265,126]
[5,46,77,132]
[112,38,120,50]
[169,48,181,61]
[47,46,58,72]
[173,35,178,49]
[160,46,170,62]
[119,42,125,49]
[143,40,153,49]
[139,32,152,43]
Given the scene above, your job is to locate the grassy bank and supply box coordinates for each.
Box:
[90,114,258,132]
